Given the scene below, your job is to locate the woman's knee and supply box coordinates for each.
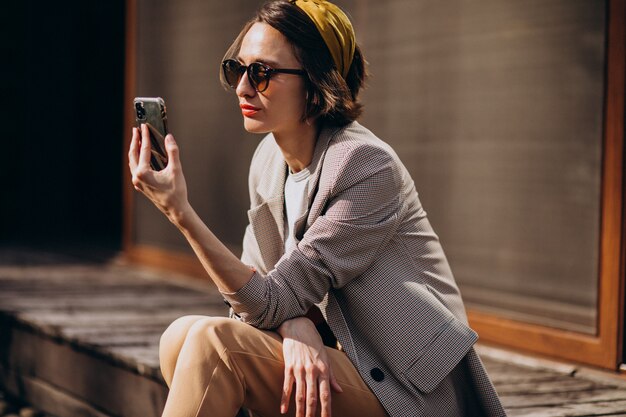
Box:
[184,316,242,351]
[160,315,206,355]
[160,316,239,362]
[159,315,208,384]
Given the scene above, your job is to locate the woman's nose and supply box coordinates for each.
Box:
[236,71,256,98]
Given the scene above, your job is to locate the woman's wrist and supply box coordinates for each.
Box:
[277,316,314,338]
[169,201,195,229]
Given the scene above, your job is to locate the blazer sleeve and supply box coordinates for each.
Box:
[222,144,402,329]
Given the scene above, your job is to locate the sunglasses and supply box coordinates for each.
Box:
[222,59,306,93]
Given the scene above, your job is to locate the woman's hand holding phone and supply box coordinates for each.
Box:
[128,124,191,225]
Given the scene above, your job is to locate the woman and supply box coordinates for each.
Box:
[128,1,505,416]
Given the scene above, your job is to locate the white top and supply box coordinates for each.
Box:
[284,166,312,253]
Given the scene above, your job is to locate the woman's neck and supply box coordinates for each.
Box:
[273,121,321,173]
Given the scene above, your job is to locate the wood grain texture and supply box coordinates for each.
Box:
[600,0,626,368]
[0,365,114,417]
[0,255,225,417]
[2,252,626,416]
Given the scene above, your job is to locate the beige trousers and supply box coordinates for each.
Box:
[159,316,389,417]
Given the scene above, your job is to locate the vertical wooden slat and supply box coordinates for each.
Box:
[600,0,626,366]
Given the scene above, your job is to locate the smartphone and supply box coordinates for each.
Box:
[134,97,169,171]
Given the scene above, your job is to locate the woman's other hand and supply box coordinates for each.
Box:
[278,317,343,417]
[128,125,190,225]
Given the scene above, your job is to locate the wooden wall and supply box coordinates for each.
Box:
[128,0,608,334]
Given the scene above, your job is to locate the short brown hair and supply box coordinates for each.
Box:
[220,0,367,126]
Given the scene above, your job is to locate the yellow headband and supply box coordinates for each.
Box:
[291,0,356,79]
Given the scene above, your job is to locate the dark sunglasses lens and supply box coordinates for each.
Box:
[223,60,243,88]
[249,63,270,92]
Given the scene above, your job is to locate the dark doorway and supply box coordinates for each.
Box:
[1,1,126,253]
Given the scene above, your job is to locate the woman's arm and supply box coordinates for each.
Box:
[174,205,255,292]
[128,125,253,293]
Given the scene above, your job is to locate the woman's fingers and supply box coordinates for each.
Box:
[133,124,155,188]
[128,127,140,171]
[139,123,152,168]
[295,366,306,417]
[281,367,294,414]
[282,362,332,417]
[319,377,332,417]
[305,367,318,417]
[164,134,180,171]
[129,127,146,192]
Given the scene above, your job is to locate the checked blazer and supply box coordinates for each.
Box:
[222,121,505,416]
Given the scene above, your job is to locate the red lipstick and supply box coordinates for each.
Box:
[240,103,261,117]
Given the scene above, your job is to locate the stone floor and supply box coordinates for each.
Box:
[1,246,626,416]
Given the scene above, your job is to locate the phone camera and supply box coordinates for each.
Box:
[135,102,146,119]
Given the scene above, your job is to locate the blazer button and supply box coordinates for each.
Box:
[370,368,385,382]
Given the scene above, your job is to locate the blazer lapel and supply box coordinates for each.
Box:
[248,136,287,273]
[293,124,340,240]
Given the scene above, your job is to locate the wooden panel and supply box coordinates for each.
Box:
[470,311,610,367]
[124,244,208,280]
[605,0,626,366]
[352,0,607,334]
[469,0,625,369]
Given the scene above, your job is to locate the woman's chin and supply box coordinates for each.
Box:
[243,118,270,134]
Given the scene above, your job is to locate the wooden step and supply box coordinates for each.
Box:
[2,249,626,416]
[0,252,228,417]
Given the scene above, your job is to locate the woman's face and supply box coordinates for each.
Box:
[236,22,308,135]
